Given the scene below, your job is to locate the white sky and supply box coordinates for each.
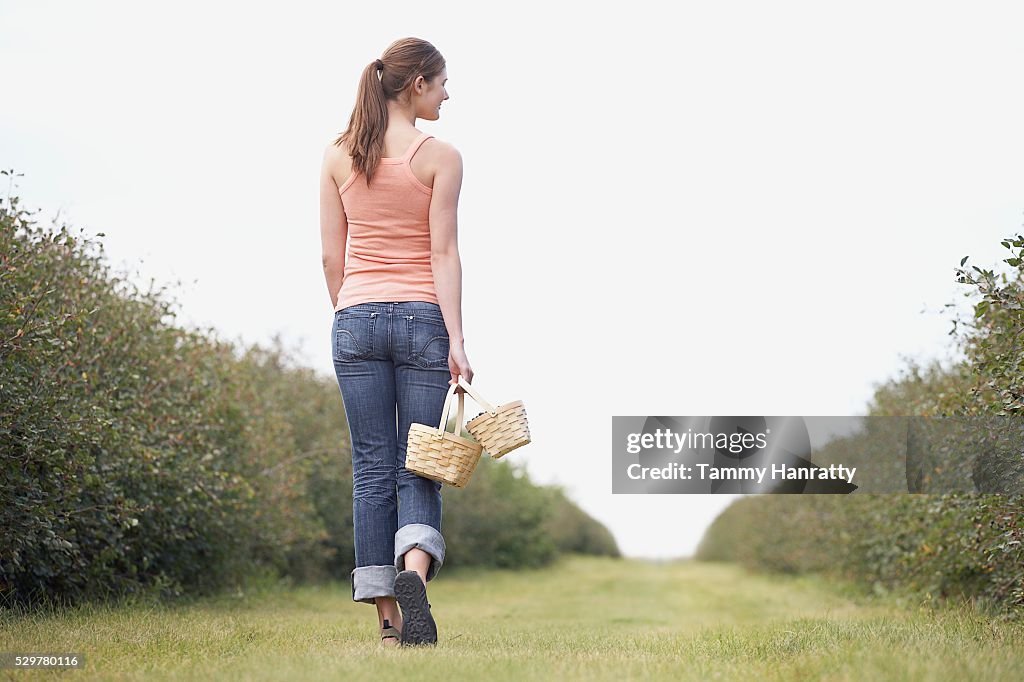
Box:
[3,0,1023,559]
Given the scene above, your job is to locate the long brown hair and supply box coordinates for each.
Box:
[334,38,446,186]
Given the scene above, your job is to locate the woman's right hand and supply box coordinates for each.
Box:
[448,342,473,388]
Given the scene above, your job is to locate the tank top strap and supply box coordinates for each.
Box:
[402,132,434,163]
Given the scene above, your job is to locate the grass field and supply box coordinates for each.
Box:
[2,555,1023,680]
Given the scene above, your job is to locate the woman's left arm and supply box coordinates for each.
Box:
[320,144,348,309]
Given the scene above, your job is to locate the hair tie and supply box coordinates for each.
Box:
[374,59,384,71]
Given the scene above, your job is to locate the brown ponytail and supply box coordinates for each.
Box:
[333,38,446,187]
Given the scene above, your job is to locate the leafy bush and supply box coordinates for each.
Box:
[442,457,559,569]
[540,484,620,557]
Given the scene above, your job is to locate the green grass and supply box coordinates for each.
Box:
[3,555,1023,680]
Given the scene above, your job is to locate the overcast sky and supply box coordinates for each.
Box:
[3,0,1023,559]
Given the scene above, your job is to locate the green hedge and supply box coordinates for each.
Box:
[696,234,1024,617]
[696,494,1023,614]
[0,183,619,608]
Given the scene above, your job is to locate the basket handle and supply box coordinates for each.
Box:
[435,381,466,437]
[455,374,498,415]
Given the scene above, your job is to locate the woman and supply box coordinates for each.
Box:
[319,37,472,648]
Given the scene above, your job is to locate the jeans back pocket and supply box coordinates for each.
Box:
[333,311,376,362]
[406,312,449,368]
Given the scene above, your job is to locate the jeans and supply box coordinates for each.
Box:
[331,301,450,604]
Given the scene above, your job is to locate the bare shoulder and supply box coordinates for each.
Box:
[423,136,462,167]
[324,138,352,162]
[323,139,353,186]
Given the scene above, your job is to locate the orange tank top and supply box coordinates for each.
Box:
[334,131,438,312]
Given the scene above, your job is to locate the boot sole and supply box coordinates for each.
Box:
[394,570,437,646]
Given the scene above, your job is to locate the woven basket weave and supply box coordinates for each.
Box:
[405,381,483,488]
[458,376,531,459]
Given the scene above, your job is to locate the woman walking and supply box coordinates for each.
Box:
[319,37,472,648]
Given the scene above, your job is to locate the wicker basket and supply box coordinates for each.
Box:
[405,381,483,488]
[458,375,531,459]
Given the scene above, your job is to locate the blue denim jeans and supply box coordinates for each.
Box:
[331,301,450,604]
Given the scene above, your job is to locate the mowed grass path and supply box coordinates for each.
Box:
[3,555,1024,681]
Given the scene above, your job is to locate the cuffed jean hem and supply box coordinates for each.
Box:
[351,565,398,604]
[394,523,446,582]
